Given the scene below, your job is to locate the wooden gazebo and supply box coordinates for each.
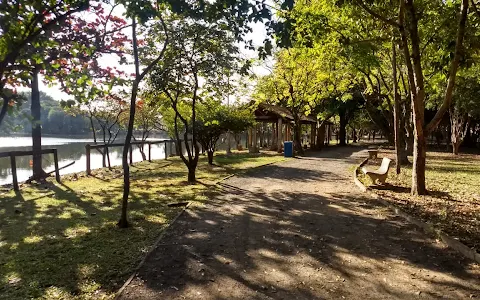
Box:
[247,103,327,153]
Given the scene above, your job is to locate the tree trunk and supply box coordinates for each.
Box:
[405,129,413,155]
[106,147,111,168]
[400,0,427,195]
[226,131,232,155]
[399,101,410,164]
[399,127,410,165]
[463,122,473,146]
[406,0,468,195]
[339,110,347,146]
[207,150,214,165]
[450,107,469,156]
[411,129,426,195]
[294,122,304,155]
[392,40,402,174]
[89,115,97,143]
[102,146,107,168]
[316,122,325,150]
[31,69,46,180]
[119,18,139,229]
[139,144,146,160]
[452,141,461,155]
[188,165,196,182]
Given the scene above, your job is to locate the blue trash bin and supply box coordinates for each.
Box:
[284,141,293,157]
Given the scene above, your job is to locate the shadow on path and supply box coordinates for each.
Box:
[120,146,480,300]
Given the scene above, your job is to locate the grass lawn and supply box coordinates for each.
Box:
[0,151,285,300]
[359,149,480,250]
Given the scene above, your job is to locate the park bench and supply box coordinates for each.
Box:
[361,157,392,184]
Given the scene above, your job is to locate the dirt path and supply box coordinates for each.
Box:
[120,147,480,300]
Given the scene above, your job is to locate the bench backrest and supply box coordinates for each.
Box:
[378,157,392,174]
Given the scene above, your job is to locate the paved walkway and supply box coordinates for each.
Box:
[120,147,480,299]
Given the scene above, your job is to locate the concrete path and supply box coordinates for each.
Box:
[120,147,480,299]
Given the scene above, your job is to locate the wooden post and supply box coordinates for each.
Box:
[270,122,276,150]
[165,141,168,159]
[253,124,258,152]
[266,123,271,148]
[316,123,325,149]
[248,127,252,148]
[148,143,152,162]
[53,149,61,183]
[86,144,91,175]
[310,124,316,149]
[129,145,133,165]
[277,118,283,153]
[328,125,332,144]
[169,141,174,156]
[10,154,18,191]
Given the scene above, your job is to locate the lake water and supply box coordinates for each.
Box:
[0,136,170,185]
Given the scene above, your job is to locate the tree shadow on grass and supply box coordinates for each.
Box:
[371,183,455,201]
[0,158,231,299]
[0,177,183,300]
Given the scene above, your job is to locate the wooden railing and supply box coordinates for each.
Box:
[0,148,60,191]
[85,140,177,175]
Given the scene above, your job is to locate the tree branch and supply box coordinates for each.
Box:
[139,13,169,81]
[425,0,469,134]
[355,0,399,27]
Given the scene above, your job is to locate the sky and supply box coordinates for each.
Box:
[31,7,273,102]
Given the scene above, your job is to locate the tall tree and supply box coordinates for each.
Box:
[148,18,239,182]
[254,48,323,154]
[4,2,129,180]
[116,2,169,228]
[448,74,480,154]
[117,0,274,226]
[133,99,163,160]
[196,101,254,164]
[354,0,469,194]
[0,0,90,126]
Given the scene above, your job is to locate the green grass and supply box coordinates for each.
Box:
[213,150,285,170]
[386,152,480,202]
[0,152,284,300]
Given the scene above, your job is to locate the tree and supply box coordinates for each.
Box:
[148,18,239,182]
[2,92,91,135]
[282,0,472,194]
[448,75,480,154]
[92,95,128,167]
[254,48,323,154]
[228,105,256,149]
[197,101,254,164]
[196,102,227,165]
[117,0,274,227]
[0,0,90,126]
[3,2,129,180]
[133,99,162,160]
[351,0,470,195]
[116,3,169,228]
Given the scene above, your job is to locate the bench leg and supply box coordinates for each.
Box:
[378,175,387,184]
[366,174,377,185]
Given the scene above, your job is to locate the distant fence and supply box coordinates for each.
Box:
[85,140,178,175]
[0,148,60,191]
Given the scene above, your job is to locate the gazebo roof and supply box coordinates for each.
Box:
[254,103,317,124]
